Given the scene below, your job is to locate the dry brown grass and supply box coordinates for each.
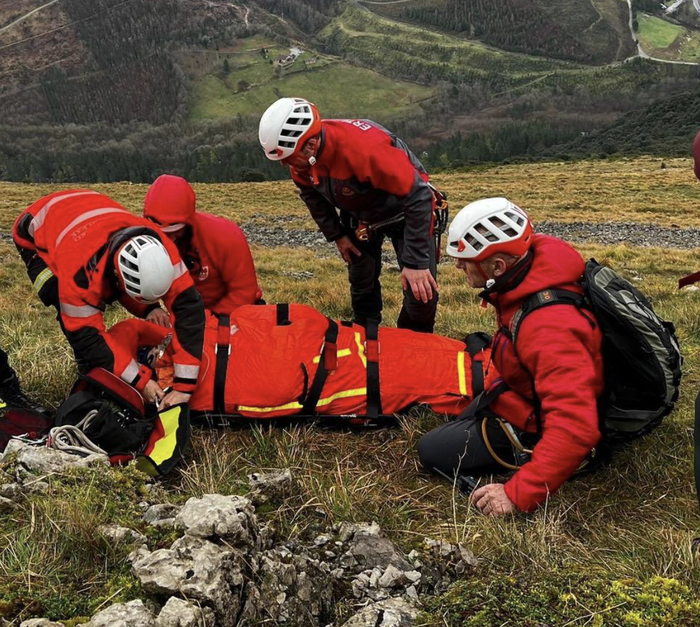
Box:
[1,162,699,623]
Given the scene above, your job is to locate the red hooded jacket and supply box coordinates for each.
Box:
[12,190,204,394]
[694,131,700,180]
[144,175,263,315]
[487,234,604,512]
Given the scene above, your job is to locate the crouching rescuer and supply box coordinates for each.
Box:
[13,190,205,409]
[418,198,605,516]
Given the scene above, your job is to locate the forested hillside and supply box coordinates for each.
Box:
[0,0,698,183]
[365,0,636,64]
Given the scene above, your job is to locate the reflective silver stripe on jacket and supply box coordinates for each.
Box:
[173,364,200,380]
[59,302,101,318]
[28,191,100,238]
[121,359,140,384]
[55,207,128,247]
[173,261,188,279]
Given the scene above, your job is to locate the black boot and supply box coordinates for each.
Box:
[0,371,47,415]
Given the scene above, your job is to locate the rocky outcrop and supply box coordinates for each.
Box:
[19,468,477,627]
[1,440,108,475]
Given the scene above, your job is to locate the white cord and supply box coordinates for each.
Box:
[48,409,108,457]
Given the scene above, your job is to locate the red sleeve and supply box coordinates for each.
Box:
[208,220,263,314]
[693,131,700,180]
[160,237,205,394]
[503,307,603,512]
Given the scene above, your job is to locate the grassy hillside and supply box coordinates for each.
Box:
[363,0,636,64]
[1,158,700,624]
[185,35,432,120]
[637,12,700,61]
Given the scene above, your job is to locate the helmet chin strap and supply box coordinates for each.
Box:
[474,260,491,284]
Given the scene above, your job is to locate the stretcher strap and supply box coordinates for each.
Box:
[214,315,231,414]
[277,303,291,326]
[301,318,339,415]
[365,320,382,419]
[454,379,509,422]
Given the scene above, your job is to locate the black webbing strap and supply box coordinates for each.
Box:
[453,379,509,422]
[365,319,382,419]
[277,303,291,326]
[213,315,230,414]
[695,388,700,507]
[301,318,339,415]
[465,332,490,398]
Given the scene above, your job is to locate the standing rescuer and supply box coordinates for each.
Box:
[418,198,604,516]
[258,97,443,333]
[143,175,264,316]
[12,189,205,408]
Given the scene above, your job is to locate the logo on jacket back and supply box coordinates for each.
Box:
[341,187,354,197]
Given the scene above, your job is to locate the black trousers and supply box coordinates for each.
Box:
[346,222,438,333]
[417,416,518,480]
[0,347,15,384]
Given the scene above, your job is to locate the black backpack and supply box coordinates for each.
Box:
[508,259,682,444]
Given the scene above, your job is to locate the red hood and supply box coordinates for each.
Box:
[144,174,196,227]
[493,234,585,324]
[694,131,700,181]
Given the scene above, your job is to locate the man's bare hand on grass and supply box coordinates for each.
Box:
[471,483,516,517]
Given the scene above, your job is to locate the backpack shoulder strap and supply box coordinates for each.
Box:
[510,288,586,345]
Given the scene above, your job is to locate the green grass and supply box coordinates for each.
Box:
[638,14,683,50]
[188,60,433,120]
[1,159,700,624]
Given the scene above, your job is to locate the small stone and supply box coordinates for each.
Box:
[98,524,147,546]
[175,494,256,545]
[345,523,412,571]
[155,597,214,627]
[80,599,155,627]
[314,534,331,546]
[2,440,108,475]
[143,503,180,526]
[20,620,65,627]
[340,597,419,627]
[0,482,22,500]
[405,585,419,599]
[378,564,410,589]
[248,469,293,505]
[369,568,382,589]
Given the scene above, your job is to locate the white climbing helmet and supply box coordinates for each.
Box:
[115,235,175,303]
[258,97,322,161]
[446,197,533,261]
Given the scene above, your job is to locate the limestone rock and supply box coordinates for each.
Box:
[155,597,215,627]
[131,536,247,627]
[80,599,155,627]
[247,469,293,504]
[143,503,180,527]
[20,620,65,627]
[341,598,419,627]
[341,523,412,571]
[98,524,147,546]
[1,440,108,475]
[175,494,256,546]
[378,565,420,589]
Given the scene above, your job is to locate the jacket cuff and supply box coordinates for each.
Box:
[402,261,430,270]
[172,381,196,394]
[503,475,536,513]
[326,231,345,243]
[132,364,154,393]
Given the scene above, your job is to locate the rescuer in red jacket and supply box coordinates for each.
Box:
[258,97,439,333]
[418,198,604,515]
[13,189,205,408]
[694,130,700,180]
[143,175,263,315]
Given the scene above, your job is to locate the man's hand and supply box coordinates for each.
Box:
[471,483,516,517]
[142,379,165,405]
[160,390,192,410]
[147,308,171,328]
[335,235,362,265]
[400,267,438,303]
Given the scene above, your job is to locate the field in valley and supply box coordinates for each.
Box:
[1,157,700,625]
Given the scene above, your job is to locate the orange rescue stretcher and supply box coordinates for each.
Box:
[108,304,498,422]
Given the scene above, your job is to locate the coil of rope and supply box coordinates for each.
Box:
[48,409,108,457]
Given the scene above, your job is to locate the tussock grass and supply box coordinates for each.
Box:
[0,166,699,623]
